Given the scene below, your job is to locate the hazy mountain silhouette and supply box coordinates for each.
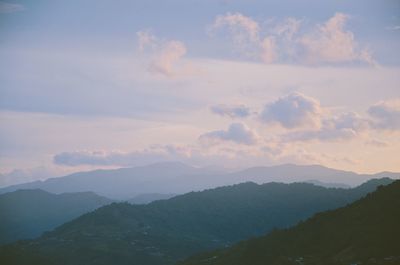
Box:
[0,162,398,199]
[0,162,221,199]
[0,189,112,245]
[181,180,400,265]
[228,164,399,186]
[0,178,393,265]
[128,193,177,204]
[303,179,350,189]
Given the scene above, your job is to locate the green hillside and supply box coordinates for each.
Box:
[0,178,393,265]
[181,180,400,265]
[0,189,112,244]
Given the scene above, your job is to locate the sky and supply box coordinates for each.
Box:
[0,0,400,186]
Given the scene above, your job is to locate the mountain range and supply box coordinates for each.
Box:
[1,162,398,199]
[0,177,393,265]
[181,180,400,265]
[0,189,112,245]
[127,193,177,204]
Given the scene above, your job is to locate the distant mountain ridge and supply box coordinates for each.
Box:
[127,193,177,204]
[0,162,220,199]
[229,164,399,186]
[304,179,351,189]
[0,178,393,265]
[0,189,112,245]
[0,162,398,199]
[181,180,400,265]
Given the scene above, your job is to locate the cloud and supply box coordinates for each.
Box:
[282,112,369,142]
[0,1,24,13]
[331,111,369,132]
[199,123,259,145]
[149,40,187,77]
[272,17,302,41]
[260,92,322,129]
[51,142,362,172]
[136,30,189,77]
[368,99,400,130]
[136,30,157,52]
[299,13,375,65]
[262,95,400,142]
[283,127,356,142]
[211,12,278,62]
[0,167,56,187]
[210,104,251,118]
[51,133,366,171]
[211,12,375,65]
[53,149,170,167]
[52,143,264,168]
[212,12,260,46]
[260,37,277,63]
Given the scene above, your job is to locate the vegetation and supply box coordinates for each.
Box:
[0,178,393,265]
[181,180,400,265]
[0,189,112,244]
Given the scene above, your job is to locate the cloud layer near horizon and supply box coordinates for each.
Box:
[50,93,400,169]
[199,123,259,145]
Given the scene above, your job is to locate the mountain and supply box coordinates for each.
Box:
[0,189,112,245]
[304,179,350,189]
[0,178,393,265]
[0,162,222,199]
[128,193,177,204]
[181,180,400,265]
[0,162,398,200]
[228,164,398,186]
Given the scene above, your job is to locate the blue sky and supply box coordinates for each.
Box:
[0,0,400,186]
[1,0,399,62]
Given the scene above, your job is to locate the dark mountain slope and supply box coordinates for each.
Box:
[0,178,393,265]
[0,189,112,244]
[181,180,400,265]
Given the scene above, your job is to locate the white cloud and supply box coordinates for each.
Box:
[212,12,260,45]
[368,99,400,130]
[260,36,277,63]
[136,30,157,52]
[149,40,187,77]
[282,112,370,142]
[299,13,375,65]
[210,104,251,118]
[50,140,368,173]
[51,144,260,168]
[199,123,259,145]
[332,111,370,132]
[0,1,24,13]
[53,149,170,167]
[211,12,278,62]
[260,92,322,129]
[273,17,302,40]
[283,124,355,142]
[136,30,190,77]
[211,12,375,65]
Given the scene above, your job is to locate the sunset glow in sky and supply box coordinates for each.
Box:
[1,0,400,186]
